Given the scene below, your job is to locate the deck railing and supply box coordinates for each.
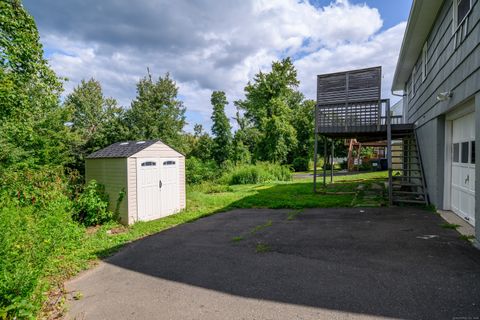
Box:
[380,115,403,125]
[316,99,401,133]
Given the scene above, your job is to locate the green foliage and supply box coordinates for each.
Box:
[0,168,83,319]
[186,124,214,161]
[73,180,113,226]
[255,243,271,253]
[289,99,315,162]
[64,79,128,172]
[359,162,373,171]
[185,157,220,184]
[292,157,309,172]
[210,91,232,164]
[0,0,68,170]
[235,58,300,163]
[189,181,233,194]
[126,71,186,149]
[441,223,460,230]
[220,163,292,185]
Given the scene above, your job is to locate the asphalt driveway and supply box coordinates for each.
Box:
[67,208,480,320]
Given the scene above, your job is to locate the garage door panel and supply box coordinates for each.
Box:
[451,112,475,226]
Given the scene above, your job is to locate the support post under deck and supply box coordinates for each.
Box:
[330,139,334,183]
[386,100,393,206]
[323,138,327,186]
[313,133,318,193]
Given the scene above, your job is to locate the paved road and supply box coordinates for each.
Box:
[67,208,480,320]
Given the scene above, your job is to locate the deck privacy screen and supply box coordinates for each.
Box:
[316,67,382,132]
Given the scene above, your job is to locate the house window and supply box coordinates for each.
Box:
[454,0,472,28]
[471,141,475,164]
[422,42,428,82]
[453,143,460,162]
[461,141,469,163]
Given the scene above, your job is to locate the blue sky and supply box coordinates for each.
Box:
[25,0,413,132]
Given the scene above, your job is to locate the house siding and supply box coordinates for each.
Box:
[403,0,480,209]
[127,157,137,223]
[85,158,129,224]
[178,156,186,209]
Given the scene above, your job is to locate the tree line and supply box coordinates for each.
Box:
[55,58,317,176]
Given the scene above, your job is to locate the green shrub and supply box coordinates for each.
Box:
[0,168,83,319]
[359,162,373,171]
[292,157,309,172]
[221,162,292,185]
[186,157,220,184]
[73,180,113,226]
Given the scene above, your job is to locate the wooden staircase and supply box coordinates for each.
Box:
[388,130,429,206]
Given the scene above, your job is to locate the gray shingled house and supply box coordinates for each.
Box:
[86,140,186,225]
[392,0,479,244]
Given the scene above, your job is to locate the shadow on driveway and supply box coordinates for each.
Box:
[67,207,480,320]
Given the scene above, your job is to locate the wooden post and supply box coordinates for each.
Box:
[323,137,327,186]
[347,139,354,171]
[330,139,334,183]
[313,104,319,193]
[356,143,362,171]
[313,133,318,193]
[386,99,393,206]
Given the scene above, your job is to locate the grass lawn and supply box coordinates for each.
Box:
[46,171,388,316]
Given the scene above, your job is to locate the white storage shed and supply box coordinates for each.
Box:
[85,140,186,225]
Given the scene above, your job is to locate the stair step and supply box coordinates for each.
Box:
[392,163,420,165]
[392,182,423,187]
[392,176,422,179]
[393,199,427,205]
[392,191,425,195]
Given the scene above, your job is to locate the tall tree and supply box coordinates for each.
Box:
[127,72,186,149]
[289,99,315,162]
[210,91,232,164]
[187,124,213,161]
[0,0,67,169]
[64,78,127,172]
[231,109,255,164]
[235,58,300,163]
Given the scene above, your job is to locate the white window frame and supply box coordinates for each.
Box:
[453,0,473,33]
[422,42,428,82]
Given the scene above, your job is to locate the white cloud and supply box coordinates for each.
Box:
[28,0,405,132]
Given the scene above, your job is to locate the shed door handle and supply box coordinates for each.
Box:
[159,180,162,189]
[465,175,469,184]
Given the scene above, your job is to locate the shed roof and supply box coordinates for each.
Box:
[87,140,159,159]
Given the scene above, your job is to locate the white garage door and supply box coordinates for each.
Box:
[137,158,180,221]
[451,112,475,225]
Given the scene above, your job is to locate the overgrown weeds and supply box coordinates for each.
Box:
[220,162,292,185]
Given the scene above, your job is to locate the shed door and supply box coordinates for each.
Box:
[160,159,179,216]
[137,159,161,221]
[451,112,475,225]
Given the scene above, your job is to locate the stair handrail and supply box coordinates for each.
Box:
[413,128,430,205]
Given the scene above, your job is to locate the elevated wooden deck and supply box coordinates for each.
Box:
[314,67,428,207]
[319,123,414,141]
